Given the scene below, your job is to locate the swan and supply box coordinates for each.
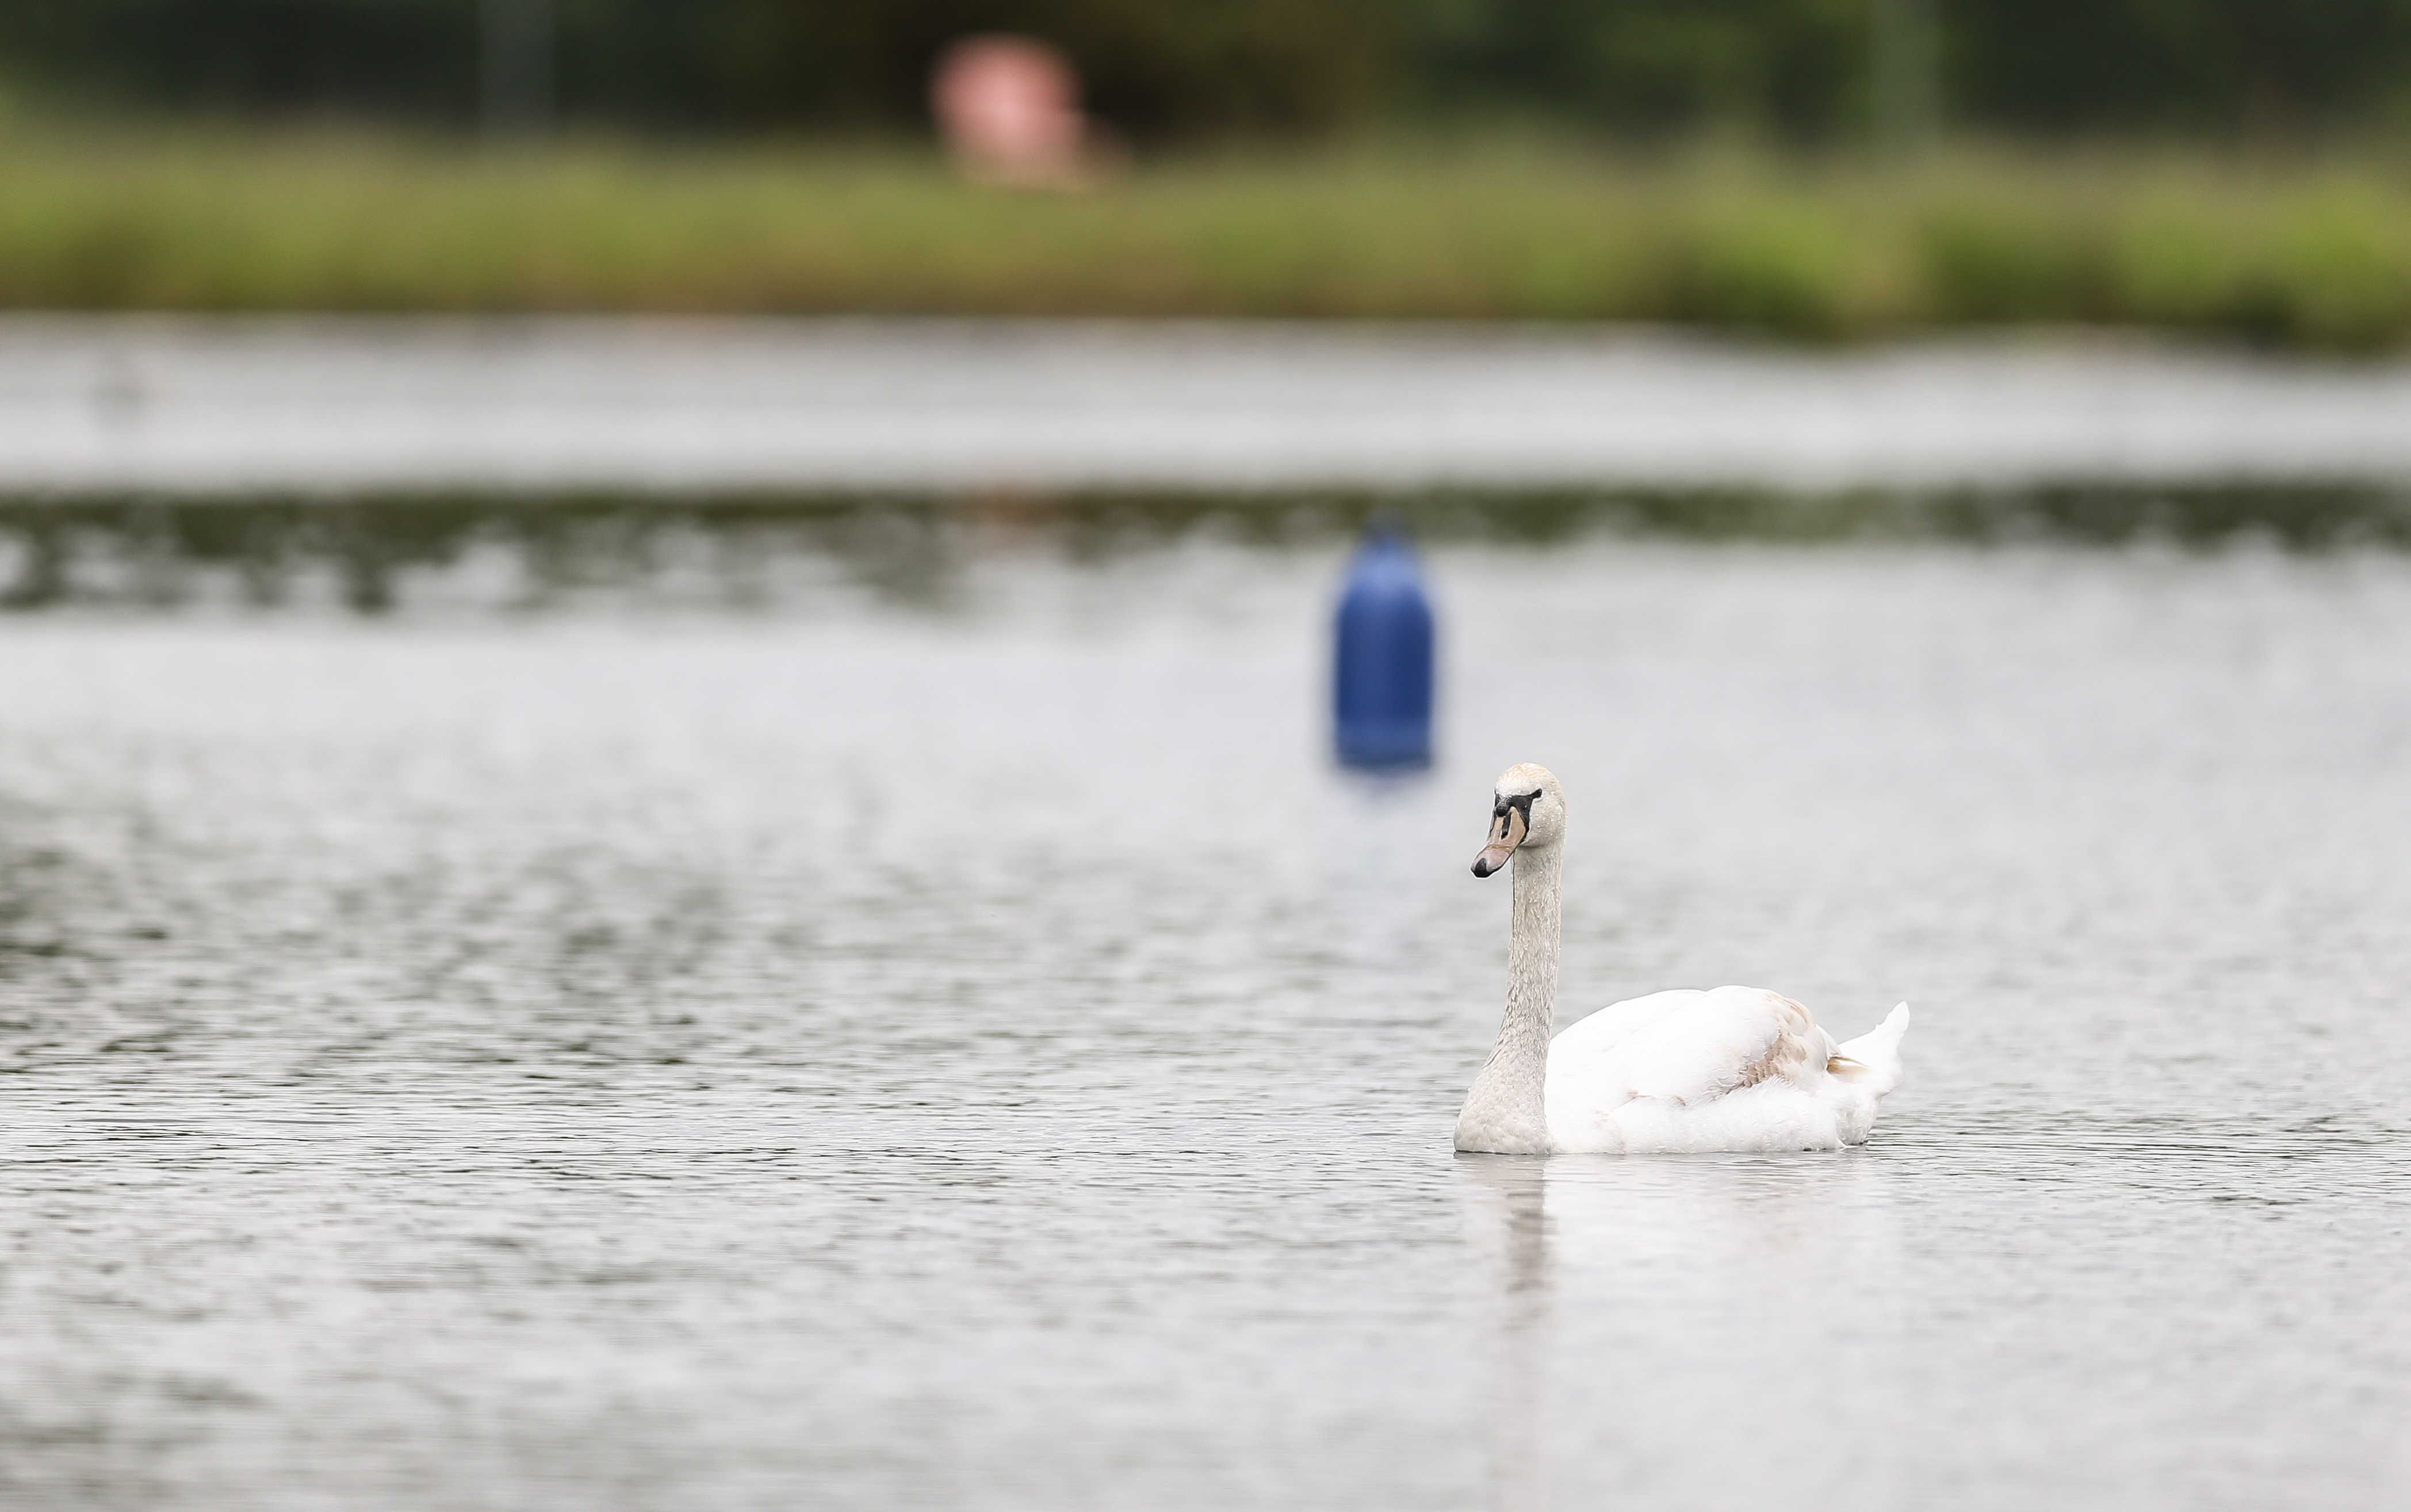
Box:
[1455,763,1911,1155]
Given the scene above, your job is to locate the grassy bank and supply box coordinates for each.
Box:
[6,128,2411,346]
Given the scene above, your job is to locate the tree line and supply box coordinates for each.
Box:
[5,0,2409,141]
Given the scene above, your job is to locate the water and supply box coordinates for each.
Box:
[1,516,2408,1510]
[10,316,2411,492]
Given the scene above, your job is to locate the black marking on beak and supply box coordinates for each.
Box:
[1472,789,1541,877]
[1495,790,1540,823]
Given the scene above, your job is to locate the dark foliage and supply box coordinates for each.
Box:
[4,0,2411,139]
[0,1,486,118]
[1394,0,1874,136]
[0,0,1385,136]
[1949,0,2411,136]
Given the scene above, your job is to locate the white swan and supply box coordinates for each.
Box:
[1455,763,1911,1155]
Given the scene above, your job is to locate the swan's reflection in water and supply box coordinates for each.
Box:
[1457,1151,1905,1510]
[1457,1155,1554,1512]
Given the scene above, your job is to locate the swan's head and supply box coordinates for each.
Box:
[1472,763,1566,878]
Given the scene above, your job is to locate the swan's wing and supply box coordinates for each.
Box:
[1551,989,1708,1057]
[1550,986,1830,1111]
[1545,993,1704,1135]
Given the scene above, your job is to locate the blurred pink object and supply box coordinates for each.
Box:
[931,35,1090,187]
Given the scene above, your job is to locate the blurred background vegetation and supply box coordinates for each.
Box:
[10,1,2411,140]
[3,2,2411,341]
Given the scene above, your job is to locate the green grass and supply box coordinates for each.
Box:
[6,125,2411,346]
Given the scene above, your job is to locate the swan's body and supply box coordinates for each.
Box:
[1455,764,1911,1155]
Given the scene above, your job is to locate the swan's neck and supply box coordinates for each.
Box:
[1456,843,1560,1154]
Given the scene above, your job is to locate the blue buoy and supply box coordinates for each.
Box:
[1333,520,1436,770]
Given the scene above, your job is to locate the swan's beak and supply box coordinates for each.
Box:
[1472,802,1528,878]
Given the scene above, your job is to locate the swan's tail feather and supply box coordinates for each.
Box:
[1828,1003,1911,1097]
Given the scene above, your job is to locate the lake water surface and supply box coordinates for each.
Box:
[11,317,2411,493]
[1,516,2407,1509]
